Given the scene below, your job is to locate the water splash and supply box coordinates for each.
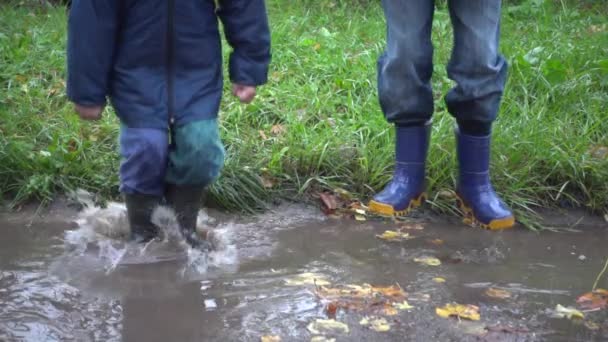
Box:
[63,190,237,276]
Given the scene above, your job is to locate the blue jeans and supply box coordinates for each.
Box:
[378,0,508,125]
[119,119,225,196]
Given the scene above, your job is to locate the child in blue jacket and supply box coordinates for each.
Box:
[66,0,271,245]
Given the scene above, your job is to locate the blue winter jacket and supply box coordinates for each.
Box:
[66,0,271,129]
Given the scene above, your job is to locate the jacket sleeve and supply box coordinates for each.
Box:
[217,0,271,86]
[66,0,121,106]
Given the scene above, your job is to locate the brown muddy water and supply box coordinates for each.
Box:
[0,195,607,342]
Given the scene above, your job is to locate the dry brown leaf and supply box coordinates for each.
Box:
[316,284,406,315]
[319,192,338,214]
[485,288,512,299]
[414,257,441,266]
[428,239,444,246]
[261,336,281,342]
[576,289,608,311]
[259,130,268,140]
[270,124,286,136]
[436,303,480,321]
[260,175,275,188]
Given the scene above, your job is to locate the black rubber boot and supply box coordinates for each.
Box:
[124,193,162,242]
[164,184,207,248]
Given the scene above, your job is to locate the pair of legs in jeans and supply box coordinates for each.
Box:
[119,119,225,244]
[369,0,515,229]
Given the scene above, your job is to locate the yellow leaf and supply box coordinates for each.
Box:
[394,301,414,311]
[261,336,281,342]
[553,304,584,320]
[307,319,349,335]
[284,273,331,287]
[436,303,481,321]
[485,288,511,299]
[359,316,390,332]
[414,257,441,266]
[313,43,321,51]
[376,230,413,242]
[433,278,446,283]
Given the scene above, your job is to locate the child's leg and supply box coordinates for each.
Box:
[119,125,169,241]
[164,119,225,246]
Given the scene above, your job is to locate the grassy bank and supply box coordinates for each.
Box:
[1,0,607,228]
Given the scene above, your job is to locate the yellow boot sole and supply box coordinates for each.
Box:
[368,193,427,218]
[455,194,515,230]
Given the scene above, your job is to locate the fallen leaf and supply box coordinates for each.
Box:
[310,337,335,342]
[307,319,349,335]
[433,278,446,283]
[313,43,321,51]
[485,288,512,299]
[576,289,608,311]
[325,302,338,318]
[316,284,407,315]
[319,192,338,214]
[436,303,481,321]
[259,130,268,140]
[551,304,585,320]
[355,214,366,221]
[261,336,281,342]
[284,273,331,287]
[270,124,286,136]
[414,257,441,266]
[437,190,455,199]
[428,239,444,246]
[394,301,414,310]
[359,316,390,332]
[375,230,413,242]
[260,175,275,188]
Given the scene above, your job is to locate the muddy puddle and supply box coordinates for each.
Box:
[0,196,607,342]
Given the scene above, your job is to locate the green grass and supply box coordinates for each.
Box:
[1,0,607,228]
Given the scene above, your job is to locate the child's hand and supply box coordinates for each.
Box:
[74,104,104,121]
[232,84,256,104]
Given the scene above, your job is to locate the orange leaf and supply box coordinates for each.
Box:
[576,289,608,311]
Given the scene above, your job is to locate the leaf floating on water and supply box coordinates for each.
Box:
[429,239,444,246]
[316,283,406,315]
[394,300,414,311]
[436,303,481,321]
[375,230,413,242]
[310,337,336,342]
[307,319,349,335]
[261,336,281,342]
[485,287,512,299]
[551,304,584,320]
[433,277,446,283]
[414,257,441,266]
[359,316,391,332]
[576,289,608,311]
[284,273,331,286]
